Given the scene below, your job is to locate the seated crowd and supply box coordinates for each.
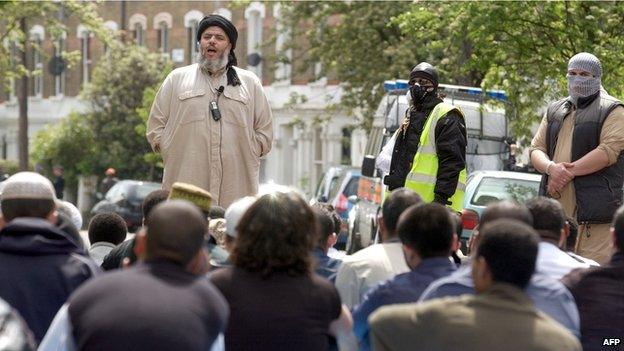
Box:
[0,171,620,350]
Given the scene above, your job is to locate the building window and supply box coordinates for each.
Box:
[32,36,43,97]
[8,41,17,101]
[80,30,90,85]
[184,10,203,64]
[188,20,199,63]
[245,2,265,79]
[158,21,169,55]
[54,36,66,96]
[134,22,143,46]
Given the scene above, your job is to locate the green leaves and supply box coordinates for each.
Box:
[274,1,624,144]
[32,43,170,184]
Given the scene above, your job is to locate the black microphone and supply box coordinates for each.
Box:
[210,86,225,121]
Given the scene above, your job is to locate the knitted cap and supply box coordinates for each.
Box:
[225,196,256,238]
[1,172,56,200]
[568,52,602,78]
[168,182,212,214]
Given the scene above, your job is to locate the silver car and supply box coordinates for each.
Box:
[460,170,542,248]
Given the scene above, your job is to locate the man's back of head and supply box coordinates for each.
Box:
[381,188,422,240]
[526,197,566,244]
[473,219,539,292]
[1,172,56,222]
[145,200,207,266]
[398,203,454,261]
[88,213,127,246]
[480,200,533,228]
[312,203,341,251]
[470,200,532,253]
[142,189,170,221]
[611,205,624,252]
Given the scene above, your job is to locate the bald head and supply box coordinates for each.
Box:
[145,200,207,266]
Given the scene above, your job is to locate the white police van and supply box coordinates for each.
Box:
[346,80,510,253]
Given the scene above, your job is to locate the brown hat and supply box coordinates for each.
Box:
[168,182,212,214]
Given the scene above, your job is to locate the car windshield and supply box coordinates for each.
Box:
[135,183,162,199]
[105,182,130,202]
[327,175,343,202]
[470,177,540,206]
[344,176,360,196]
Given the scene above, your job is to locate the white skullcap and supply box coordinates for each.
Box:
[225,196,257,238]
[57,200,83,230]
[1,172,56,201]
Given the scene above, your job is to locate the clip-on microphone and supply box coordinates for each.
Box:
[210,86,225,121]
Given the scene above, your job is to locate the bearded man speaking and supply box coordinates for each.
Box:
[147,14,273,208]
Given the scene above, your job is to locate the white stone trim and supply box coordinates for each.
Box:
[244,2,265,19]
[184,10,204,27]
[29,25,45,40]
[153,12,173,29]
[129,13,147,29]
[76,24,93,38]
[214,8,232,21]
[104,20,118,32]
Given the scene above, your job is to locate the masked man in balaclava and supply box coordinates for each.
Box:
[531,52,624,265]
[384,62,468,212]
[147,14,273,208]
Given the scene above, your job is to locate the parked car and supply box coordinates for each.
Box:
[312,166,361,250]
[346,81,513,254]
[459,170,541,250]
[91,180,161,232]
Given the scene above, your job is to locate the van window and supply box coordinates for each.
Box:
[385,94,408,131]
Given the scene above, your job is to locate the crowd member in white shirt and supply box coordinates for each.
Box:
[335,188,421,309]
[526,197,595,280]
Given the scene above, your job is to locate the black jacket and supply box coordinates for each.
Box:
[385,95,467,204]
[0,218,99,342]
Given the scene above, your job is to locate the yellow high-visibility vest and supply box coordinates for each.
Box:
[404,102,467,212]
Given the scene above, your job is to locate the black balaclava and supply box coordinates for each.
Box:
[408,62,439,105]
[196,14,240,86]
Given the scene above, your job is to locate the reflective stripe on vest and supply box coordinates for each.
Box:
[404,102,467,212]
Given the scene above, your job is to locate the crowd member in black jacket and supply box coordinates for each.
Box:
[384,62,467,206]
[0,172,99,343]
[40,201,228,351]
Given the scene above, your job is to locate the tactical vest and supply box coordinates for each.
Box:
[404,103,467,211]
[541,92,624,223]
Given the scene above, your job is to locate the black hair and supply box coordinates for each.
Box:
[480,200,533,228]
[88,213,127,245]
[397,203,454,259]
[526,197,565,242]
[1,198,55,221]
[312,203,341,248]
[611,205,624,250]
[382,188,422,235]
[476,219,539,289]
[209,206,226,219]
[142,189,170,220]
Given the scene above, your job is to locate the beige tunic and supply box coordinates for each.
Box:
[147,64,273,208]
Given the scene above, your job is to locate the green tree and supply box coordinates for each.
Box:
[397,1,624,141]
[276,1,624,141]
[32,43,170,186]
[0,0,110,170]
[275,1,419,130]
